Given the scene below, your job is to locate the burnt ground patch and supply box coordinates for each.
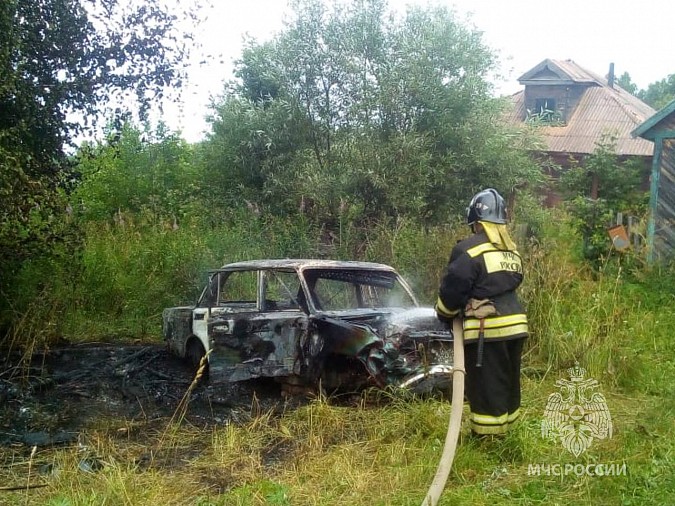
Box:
[0,342,298,448]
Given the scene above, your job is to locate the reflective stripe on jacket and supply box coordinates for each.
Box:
[435,231,528,343]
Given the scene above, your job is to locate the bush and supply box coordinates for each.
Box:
[559,135,648,263]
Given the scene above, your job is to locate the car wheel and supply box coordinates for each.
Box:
[186,339,208,381]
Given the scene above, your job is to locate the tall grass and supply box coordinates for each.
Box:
[4,380,672,505]
[4,188,675,506]
[362,218,463,304]
[2,279,674,504]
[2,211,327,345]
[3,210,464,347]
[4,204,671,398]
[519,214,662,387]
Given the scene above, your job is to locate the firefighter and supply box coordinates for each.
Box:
[435,188,528,436]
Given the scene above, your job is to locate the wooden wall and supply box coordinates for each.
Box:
[654,138,675,259]
[523,84,588,123]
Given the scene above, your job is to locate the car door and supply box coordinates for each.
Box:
[205,268,308,382]
[254,269,309,377]
[191,270,257,355]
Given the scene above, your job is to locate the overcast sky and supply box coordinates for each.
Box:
[166,0,675,142]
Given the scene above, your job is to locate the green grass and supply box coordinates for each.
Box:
[2,211,674,504]
[2,371,673,505]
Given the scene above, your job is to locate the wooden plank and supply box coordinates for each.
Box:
[648,139,663,262]
[654,139,675,258]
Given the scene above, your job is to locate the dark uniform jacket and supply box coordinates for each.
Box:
[436,230,528,342]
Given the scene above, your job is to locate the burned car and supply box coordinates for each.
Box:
[163,259,453,393]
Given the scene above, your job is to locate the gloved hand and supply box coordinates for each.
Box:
[464,298,498,318]
[435,312,454,326]
[435,298,459,326]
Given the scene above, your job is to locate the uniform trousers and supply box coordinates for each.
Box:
[464,337,525,435]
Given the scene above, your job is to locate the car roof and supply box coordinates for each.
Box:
[218,259,397,272]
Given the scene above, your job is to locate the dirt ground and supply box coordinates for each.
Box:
[0,342,300,448]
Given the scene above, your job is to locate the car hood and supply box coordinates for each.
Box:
[309,306,452,388]
[315,306,450,340]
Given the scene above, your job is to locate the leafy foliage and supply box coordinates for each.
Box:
[637,73,675,110]
[560,135,648,262]
[0,0,202,324]
[615,70,674,110]
[204,0,541,226]
[617,71,638,95]
[2,0,199,145]
[525,106,564,126]
[2,0,547,342]
[638,74,675,110]
[72,124,200,223]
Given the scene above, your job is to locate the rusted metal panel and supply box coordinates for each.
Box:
[163,307,193,356]
[208,311,308,381]
[220,259,398,272]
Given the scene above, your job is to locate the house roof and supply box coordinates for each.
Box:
[505,59,656,156]
[632,98,675,140]
[517,58,600,86]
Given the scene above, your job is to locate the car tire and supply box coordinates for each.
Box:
[186,339,209,382]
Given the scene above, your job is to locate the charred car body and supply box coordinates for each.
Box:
[163,259,453,393]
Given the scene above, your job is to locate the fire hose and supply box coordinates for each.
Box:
[421,317,465,506]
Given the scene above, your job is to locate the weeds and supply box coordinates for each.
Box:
[1,210,674,504]
[2,362,673,505]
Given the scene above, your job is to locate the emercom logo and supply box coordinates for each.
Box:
[541,364,613,457]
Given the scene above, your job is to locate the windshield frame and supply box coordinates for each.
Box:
[300,267,419,312]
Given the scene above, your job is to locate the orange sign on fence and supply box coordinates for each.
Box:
[607,225,630,251]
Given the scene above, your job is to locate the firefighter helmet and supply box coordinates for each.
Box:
[466,188,507,225]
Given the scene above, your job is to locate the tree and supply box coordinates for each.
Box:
[560,134,648,262]
[0,0,199,332]
[205,0,540,226]
[0,0,202,326]
[638,74,675,110]
[617,72,638,95]
[73,124,199,224]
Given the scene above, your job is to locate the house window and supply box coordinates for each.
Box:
[527,98,563,125]
[534,98,556,114]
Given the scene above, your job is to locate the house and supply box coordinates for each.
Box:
[504,59,656,205]
[632,98,675,262]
